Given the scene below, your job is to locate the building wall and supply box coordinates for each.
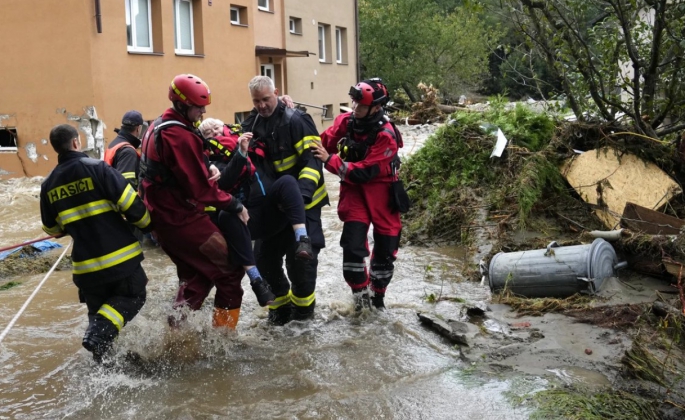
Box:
[0,0,97,177]
[0,0,358,178]
[284,0,358,132]
[0,0,265,178]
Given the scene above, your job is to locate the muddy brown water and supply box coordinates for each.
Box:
[0,131,538,420]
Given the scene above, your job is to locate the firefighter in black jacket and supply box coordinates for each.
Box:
[40,124,152,363]
[242,76,328,325]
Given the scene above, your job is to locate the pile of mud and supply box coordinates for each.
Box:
[0,246,71,279]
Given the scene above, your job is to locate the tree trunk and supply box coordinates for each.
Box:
[402,82,417,103]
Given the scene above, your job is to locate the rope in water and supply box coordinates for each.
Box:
[0,240,72,345]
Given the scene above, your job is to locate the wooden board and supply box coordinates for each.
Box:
[621,202,685,235]
[562,148,681,229]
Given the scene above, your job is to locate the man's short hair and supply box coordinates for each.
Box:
[49,124,79,154]
[248,76,275,93]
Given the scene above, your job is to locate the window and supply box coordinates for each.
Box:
[339,102,351,113]
[230,5,247,25]
[174,0,194,54]
[234,111,251,124]
[261,64,275,80]
[0,128,18,151]
[258,0,269,12]
[289,17,302,34]
[335,27,347,63]
[126,0,153,52]
[323,104,334,120]
[318,25,326,62]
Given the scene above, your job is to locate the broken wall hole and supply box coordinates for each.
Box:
[0,127,18,151]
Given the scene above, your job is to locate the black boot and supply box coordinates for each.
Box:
[292,301,315,321]
[371,293,386,310]
[82,321,117,364]
[295,235,314,260]
[268,303,293,326]
[353,289,371,312]
[251,277,276,307]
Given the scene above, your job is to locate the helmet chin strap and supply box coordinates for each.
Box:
[173,101,192,122]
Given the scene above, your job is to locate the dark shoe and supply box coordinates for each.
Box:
[353,289,371,312]
[371,294,386,310]
[295,236,314,260]
[82,332,113,364]
[251,278,276,307]
[292,301,315,321]
[268,304,293,326]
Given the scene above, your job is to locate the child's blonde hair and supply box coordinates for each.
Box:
[198,118,224,138]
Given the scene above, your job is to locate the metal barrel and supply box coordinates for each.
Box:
[488,238,619,298]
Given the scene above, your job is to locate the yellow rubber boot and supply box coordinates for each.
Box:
[212,307,240,330]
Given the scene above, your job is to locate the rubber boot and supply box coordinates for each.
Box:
[268,303,293,326]
[292,300,315,321]
[353,288,371,312]
[371,293,386,310]
[82,320,118,364]
[212,307,240,330]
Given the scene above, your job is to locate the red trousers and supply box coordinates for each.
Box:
[155,213,244,310]
[337,182,401,295]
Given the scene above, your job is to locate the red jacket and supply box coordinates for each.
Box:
[320,112,398,185]
[139,108,238,227]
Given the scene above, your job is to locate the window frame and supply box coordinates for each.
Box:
[261,64,275,81]
[257,0,269,12]
[174,0,195,55]
[289,18,295,33]
[318,25,326,62]
[335,27,343,63]
[0,128,18,152]
[126,0,153,53]
[230,6,240,24]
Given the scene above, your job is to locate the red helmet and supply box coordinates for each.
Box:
[168,74,211,106]
[348,78,389,107]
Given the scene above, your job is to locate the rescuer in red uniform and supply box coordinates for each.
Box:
[138,74,259,330]
[311,78,403,311]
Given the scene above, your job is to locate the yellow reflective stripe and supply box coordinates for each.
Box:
[205,206,217,212]
[117,184,137,212]
[305,184,328,210]
[294,135,320,155]
[268,290,293,310]
[57,199,116,226]
[42,224,63,236]
[97,304,125,331]
[291,291,315,307]
[299,167,320,184]
[171,82,187,101]
[121,172,136,180]
[72,242,142,274]
[274,154,297,172]
[132,210,151,229]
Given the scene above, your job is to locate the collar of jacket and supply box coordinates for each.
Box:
[57,150,88,164]
[119,130,142,149]
[164,107,195,128]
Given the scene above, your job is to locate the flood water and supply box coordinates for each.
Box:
[0,130,537,419]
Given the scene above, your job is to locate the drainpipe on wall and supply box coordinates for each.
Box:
[95,0,102,33]
[354,0,360,81]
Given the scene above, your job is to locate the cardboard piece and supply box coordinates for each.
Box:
[562,147,681,229]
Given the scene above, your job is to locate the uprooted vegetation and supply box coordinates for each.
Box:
[400,96,685,418]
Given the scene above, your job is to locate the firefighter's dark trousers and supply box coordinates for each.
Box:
[80,264,148,358]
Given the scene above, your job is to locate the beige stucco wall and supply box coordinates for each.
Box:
[0,0,358,178]
[284,0,358,132]
[0,0,97,177]
[0,0,265,178]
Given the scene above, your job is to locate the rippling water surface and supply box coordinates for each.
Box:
[0,130,536,419]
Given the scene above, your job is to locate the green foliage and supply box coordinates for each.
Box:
[359,0,500,100]
[503,0,685,138]
[402,103,562,242]
[0,281,22,291]
[529,388,659,420]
